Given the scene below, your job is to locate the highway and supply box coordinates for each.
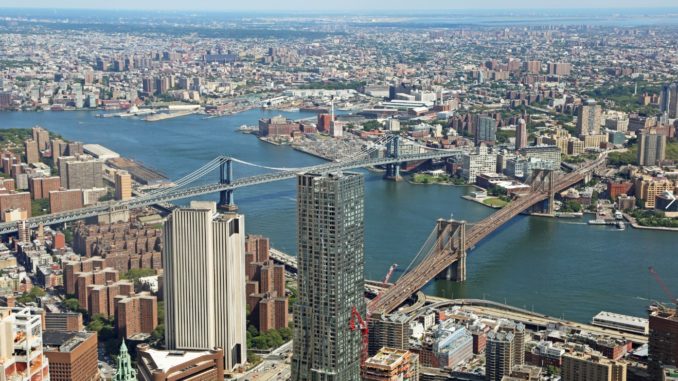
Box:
[239,341,292,381]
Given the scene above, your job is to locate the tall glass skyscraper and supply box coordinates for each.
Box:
[292,172,366,381]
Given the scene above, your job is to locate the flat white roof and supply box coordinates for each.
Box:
[144,348,215,373]
[593,311,648,328]
[83,144,120,159]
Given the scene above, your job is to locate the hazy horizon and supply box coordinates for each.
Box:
[2,0,678,12]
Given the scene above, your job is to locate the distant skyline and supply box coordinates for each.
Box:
[2,0,678,11]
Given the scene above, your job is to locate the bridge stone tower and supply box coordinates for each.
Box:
[527,168,556,215]
[384,135,402,181]
[434,218,467,282]
[218,157,238,211]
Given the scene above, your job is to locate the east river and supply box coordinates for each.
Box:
[1,109,676,323]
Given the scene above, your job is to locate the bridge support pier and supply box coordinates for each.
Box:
[584,172,593,184]
[528,168,555,215]
[434,219,467,282]
[218,158,238,212]
[384,135,403,181]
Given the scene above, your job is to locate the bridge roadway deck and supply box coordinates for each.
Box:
[0,150,462,235]
[370,156,605,314]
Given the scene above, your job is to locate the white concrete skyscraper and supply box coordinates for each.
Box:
[163,201,247,371]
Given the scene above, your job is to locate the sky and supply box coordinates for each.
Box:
[2,0,678,11]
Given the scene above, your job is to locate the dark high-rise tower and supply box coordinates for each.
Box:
[648,305,678,379]
[292,172,366,381]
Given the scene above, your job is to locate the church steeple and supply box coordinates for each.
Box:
[113,341,137,381]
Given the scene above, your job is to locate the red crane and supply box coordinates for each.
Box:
[349,306,369,367]
[648,266,676,302]
[368,264,398,314]
[382,263,398,285]
[352,264,398,367]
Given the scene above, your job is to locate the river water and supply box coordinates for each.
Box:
[1,109,675,323]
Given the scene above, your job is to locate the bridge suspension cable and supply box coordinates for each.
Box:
[131,156,227,201]
[401,226,439,275]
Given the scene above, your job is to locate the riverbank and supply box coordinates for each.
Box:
[2,109,676,323]
[462,195,507,209]
[624,213,678,232]
[144,110,198,122]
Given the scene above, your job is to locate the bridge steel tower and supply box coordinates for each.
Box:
[218,157,238,211]
[434,218,467,282]
[384,135,402,181]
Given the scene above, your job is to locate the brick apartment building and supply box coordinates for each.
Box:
[115,291,158,339]
[244,235,288,332]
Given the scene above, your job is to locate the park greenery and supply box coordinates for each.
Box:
[559,200,583,213]
[121,268,156,283]
[607,140,678,167]
[63,297,85,313]
[31,199,50,217]
[286,281,298,313]
[62,228,74,245]
[583,82,660,114]
[630,209,678,228]
[16,286,46,304]
[299,80,365,90]
[361,120,382,131]
[0,128,65,153]
[247,325,293,351]
[495,129,515,144]
[482,197,508,208]
[608,147,638,166]
[411,172,464,185]
[0,128,33,153]
[151,301,165,347]
[564,153,598,164]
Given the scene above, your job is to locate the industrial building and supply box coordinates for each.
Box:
[592,311,649,336]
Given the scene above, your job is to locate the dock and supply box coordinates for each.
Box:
[144,110,197,122]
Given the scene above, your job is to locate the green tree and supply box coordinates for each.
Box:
[16,287,46,304]
[63,298,81,312]
[362,120,382,131]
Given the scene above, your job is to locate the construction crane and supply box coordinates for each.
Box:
[351,264,398,368]
[367,263,398,316]
[382,263,398,285]
[648,266,676,302]
[349,306,369,367]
